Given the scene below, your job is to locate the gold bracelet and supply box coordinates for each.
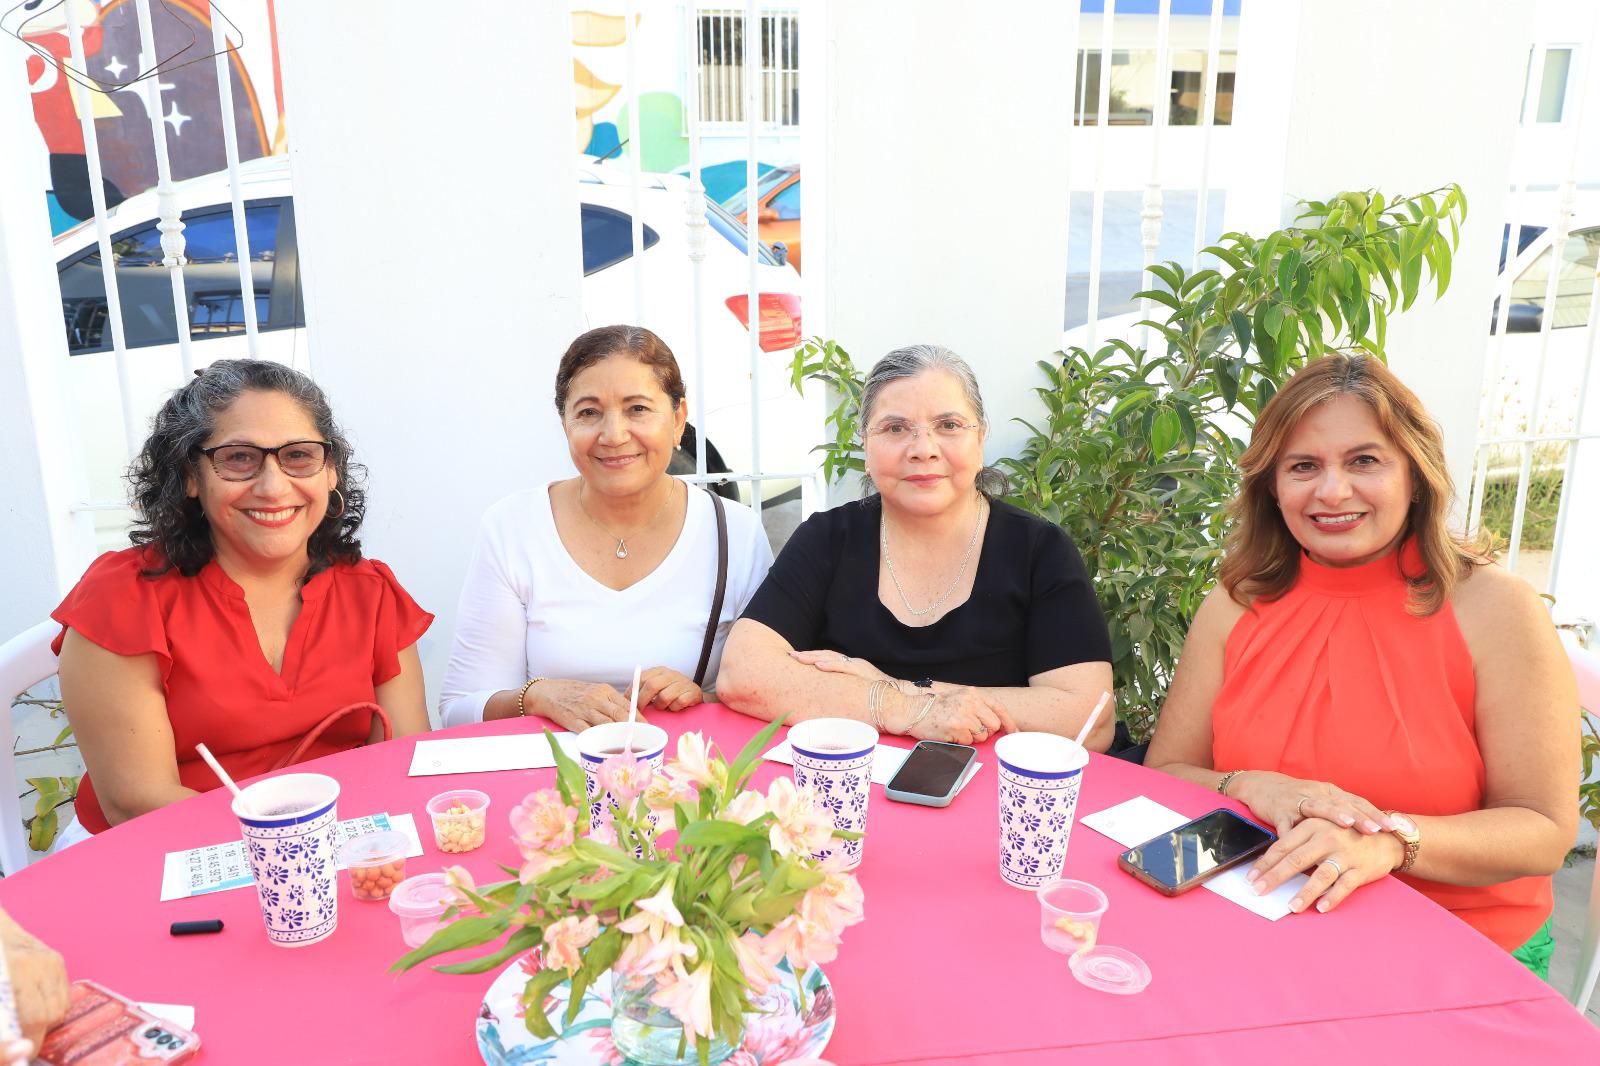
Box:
[516,677,546,717]
[1216,769,1244,796]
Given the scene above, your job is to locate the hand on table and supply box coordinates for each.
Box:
[635,667,702,713]
[904,688,1018,745]
[1232,771,1396,838]
[530,680,644,732]
[1246,816,1404,914]
[0,907,68,1060]
[789,649,892,683]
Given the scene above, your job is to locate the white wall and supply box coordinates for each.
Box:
[0,49,95,641]
[813,0,1076,475]
[1227,0,1533,512]
[274,1,584,717]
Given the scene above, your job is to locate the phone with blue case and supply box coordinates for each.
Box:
[884,740,978,807]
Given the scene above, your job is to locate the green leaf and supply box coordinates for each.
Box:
[1228,310,1251,357]
[1150,408,1180,458]
[389,914,510,973]
[521,967,569,1039]
[52,724,74,746]
[677,819,759,849]
[724,714,786,796]
[434,926,541,975]
[27,810,56,853]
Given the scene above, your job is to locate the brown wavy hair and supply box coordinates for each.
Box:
[553,325,686,415]
[1219,352,1486,615]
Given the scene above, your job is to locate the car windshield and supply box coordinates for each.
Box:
[704,199,782,265]
[722,168,795,215]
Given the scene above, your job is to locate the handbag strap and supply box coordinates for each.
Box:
[694,488,730,688]
[271,701,393,771]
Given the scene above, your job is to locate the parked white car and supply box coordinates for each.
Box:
[54,156,811,548]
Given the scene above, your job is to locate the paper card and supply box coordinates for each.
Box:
[1077,795,1304,921]
[137,1003,196,1030]
[407,732,578,776]
[762,741,983,796]
[159,812,424,902]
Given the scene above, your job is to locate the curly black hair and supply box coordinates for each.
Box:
[127,360,367,580]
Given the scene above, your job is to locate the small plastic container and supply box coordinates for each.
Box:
[338,830,410,901]
[389,872,453,948]
[426,789,490,853]
[1037,879,1109,955]
[1070,945,1152,995]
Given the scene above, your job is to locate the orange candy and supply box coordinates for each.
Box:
[349,857,407,901]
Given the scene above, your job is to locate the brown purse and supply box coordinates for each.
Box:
[271,701,393,770]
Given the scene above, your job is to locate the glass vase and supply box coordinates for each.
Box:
[610,973,741,1066]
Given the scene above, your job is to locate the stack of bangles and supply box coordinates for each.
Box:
[867,678,937,734]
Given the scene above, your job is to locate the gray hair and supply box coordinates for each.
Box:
[128,359,366,578]
[859,343,1008,497]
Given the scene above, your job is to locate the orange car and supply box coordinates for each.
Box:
[726,165,802,272]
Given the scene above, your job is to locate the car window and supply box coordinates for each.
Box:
[703,199,781,266]
[59,200,294,354]
[769,179,800,221]
[1509,227,1600,329]
[581,204,661,275]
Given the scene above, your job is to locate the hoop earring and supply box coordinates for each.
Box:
[329,488,346,520]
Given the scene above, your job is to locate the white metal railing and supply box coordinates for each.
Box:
[1468,15,1600,597]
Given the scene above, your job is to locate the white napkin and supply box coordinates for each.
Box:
[407,732,579,776]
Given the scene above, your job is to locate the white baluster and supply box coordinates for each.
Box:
[210,8,258,360]
[1141,0,1172,349]
[1192,0,1224,267]
[1086,0,1116,351]
[134,0,192,376]
[625,0,644,324]
[683,3,709,480]
[744,0,762,516]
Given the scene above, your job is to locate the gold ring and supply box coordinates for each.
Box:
[1295,796,1310,820]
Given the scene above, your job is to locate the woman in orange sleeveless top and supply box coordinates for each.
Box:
[1147,353,1576,974]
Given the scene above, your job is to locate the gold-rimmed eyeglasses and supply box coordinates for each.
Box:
[865,418,980,445]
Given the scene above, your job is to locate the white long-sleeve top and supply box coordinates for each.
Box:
[438,482,774,727]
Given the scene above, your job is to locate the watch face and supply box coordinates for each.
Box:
[1389,813,1417,835]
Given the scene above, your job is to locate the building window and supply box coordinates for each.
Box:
[1072,48,1235,126]
[697,9,799,126]
[1522,46,1574,124]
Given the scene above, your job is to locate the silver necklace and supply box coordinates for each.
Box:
[881,496,987,617]
[578,480,678,559]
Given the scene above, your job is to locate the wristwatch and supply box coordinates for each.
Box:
[1384,811,1421,873]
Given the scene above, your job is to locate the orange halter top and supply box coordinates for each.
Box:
[1211,543,1550,952]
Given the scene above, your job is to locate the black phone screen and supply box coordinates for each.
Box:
[887,741,975,796]
[1123,809,1275,891]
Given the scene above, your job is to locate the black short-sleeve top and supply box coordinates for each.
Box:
[740,497,1112,687]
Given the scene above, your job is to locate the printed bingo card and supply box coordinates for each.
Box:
[159,812,422,901]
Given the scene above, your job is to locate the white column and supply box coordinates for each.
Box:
[816,0,1075,477]
[273,0,584,717]
[1225,0,1533,510]
[0,53,95,639]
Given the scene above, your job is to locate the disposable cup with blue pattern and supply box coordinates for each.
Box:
[232,772,342,947]
[788,717,878,870]
[995,732,1089,889]
[577,721,668,827]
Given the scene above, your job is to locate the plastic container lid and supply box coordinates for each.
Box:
[1069,945,1152,995]
[337,830,409,868]
[388,873,453,919]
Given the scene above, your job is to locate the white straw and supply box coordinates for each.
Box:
[196,742,252,813]
[624,664,643,752]
[1073,691,1113,749]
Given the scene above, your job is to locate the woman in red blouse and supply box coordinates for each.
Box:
[53,360,432,834]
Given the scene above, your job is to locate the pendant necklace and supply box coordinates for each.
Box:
[882,495,987,617]
[578,480,678,560]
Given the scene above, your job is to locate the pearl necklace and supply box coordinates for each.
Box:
[881,496,987,618]
[578,479,678,560]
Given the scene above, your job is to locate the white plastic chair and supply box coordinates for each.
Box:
[0,621,60,877]
[1568,634,1600,1011]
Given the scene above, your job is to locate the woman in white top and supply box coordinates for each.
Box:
[440,325,773,730]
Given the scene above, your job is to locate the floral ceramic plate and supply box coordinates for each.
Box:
[477,954,835,1066]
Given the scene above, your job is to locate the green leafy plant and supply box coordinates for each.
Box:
[1582,715,1600,834]
[9,693,80,853]
[791,187,1466,738]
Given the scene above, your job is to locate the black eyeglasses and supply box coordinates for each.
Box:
[197,440,332,481]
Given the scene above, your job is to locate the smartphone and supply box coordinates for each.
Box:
[39,980,201,1064]
[1117,808,1276,896]
[884,741,978,807]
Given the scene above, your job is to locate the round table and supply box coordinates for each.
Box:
[4,705,1596,1064]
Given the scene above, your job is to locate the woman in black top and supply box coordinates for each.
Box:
[717,344,1115,748]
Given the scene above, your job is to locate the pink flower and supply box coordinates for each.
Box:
[441,865,479,912]
[722,789,768,825]
[510,788,578,855]
[763,913,841,972]
[649,959,716,1043]
[585,821,619,849]
[800,856,864,934]
[618,879,685,935]
[597,750,654,804]
[730,930,782,995]
[644,772,699,813]
[668,731,721,789]
[518,849,567,884]
[542,913,600,974]
[764,779,834,858]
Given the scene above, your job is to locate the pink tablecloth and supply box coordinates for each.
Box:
[3,705,1596,1065]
